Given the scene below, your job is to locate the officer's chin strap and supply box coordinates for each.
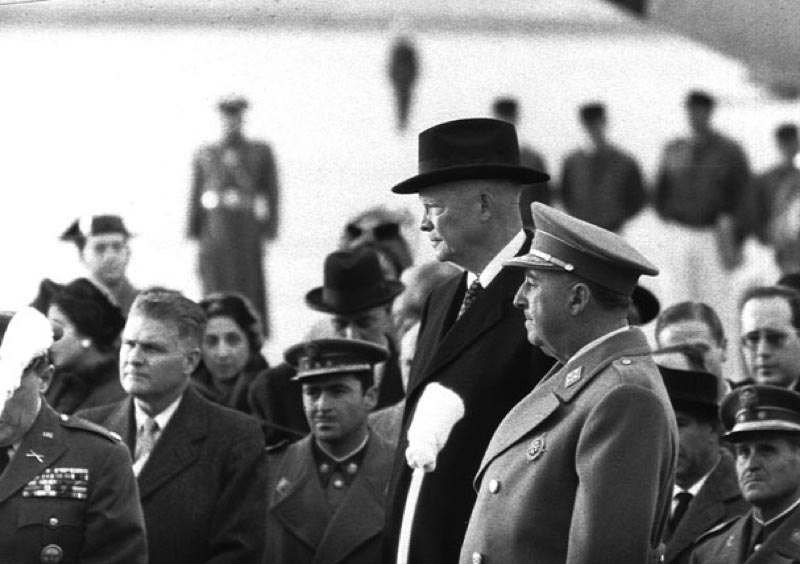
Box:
[397,383,465,564]
[0,307,53,414]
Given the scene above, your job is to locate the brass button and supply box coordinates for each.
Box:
[332,478,344,489]
[621,358,632,365]
[488,479,500,494]
[471,552,483,564]
[49,517,59,527]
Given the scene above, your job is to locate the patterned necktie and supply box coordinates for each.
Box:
[458,279,484,319]
[135,417,160,464]
[670,491,693,533]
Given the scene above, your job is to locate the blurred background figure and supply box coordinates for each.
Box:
[188,94,281,338]
[32,277,127,414]
[749,122,800,274]
[193,292,268,414]
[491,96,551,229]
[559,102,646,233]
[628,285,661,327]
[655,301,728,380]
[392,260,461,338]
[387,33,420,133]
[60,214,138,315]
[339,205,415,280]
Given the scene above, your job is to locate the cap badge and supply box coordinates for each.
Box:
[527,435,546,462]
[276,477,291,498]
[564,367,583,388]
[740,388,759,412]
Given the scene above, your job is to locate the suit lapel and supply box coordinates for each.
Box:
[313,434,392,564]
[137,387,207,500]
[0,403,68,503]
[269,437,332,551]
[667,451,741,561]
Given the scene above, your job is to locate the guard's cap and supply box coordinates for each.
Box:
[218,94,249,114]
[579,102,606,124]
[659,365,719,420]
[721,384,800,442]
[504,203,658,296]
[686,90,715,109]
[284,338,389,382]
[61,215,131,244]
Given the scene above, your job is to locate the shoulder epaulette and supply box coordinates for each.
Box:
[59,413,122,443]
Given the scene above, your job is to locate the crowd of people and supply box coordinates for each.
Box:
[1,86,800,564]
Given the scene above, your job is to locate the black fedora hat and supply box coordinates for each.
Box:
[305,247,405,315]
[631,285,660,325]
[658,364,719,420]
[391,118,550,194]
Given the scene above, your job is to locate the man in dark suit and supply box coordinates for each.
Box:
[384,118,554,564]
[265,338,395,564]
[460,203,677,564]
[689,385,800,563]
[248,247,406,446]
[658,364,748,564]
[80,288,266,564]
[0,307,147,564]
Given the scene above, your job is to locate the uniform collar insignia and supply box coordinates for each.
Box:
[564,366,583,388]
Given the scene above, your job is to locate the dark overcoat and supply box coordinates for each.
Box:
[79,385,266,564]
[666,449,749,564]
[382,233,554,564]
[689,507,800,564]
[0,402,147,564]
[460,328,678,564]
[265,432,395,564]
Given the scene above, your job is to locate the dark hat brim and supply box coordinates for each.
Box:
[304,281,405,315]
[391,164,550,195]
[632,286,660,325]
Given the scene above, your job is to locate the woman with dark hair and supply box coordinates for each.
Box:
[193,292,269,413]
[33,277,127,414]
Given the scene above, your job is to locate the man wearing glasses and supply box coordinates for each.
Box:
[739,285,800,390]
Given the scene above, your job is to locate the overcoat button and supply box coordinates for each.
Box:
[488,479,500,494]
[49,517,59,527]
[40,543,63,564]
[621,358,632,365]
[471,552,483,564]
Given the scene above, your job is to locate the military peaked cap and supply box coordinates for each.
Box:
[285,338,389,382]
[721,384,800,442]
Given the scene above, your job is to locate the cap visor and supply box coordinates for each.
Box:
[503,255,564,270]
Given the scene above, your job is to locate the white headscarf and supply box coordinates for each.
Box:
[0,307,54,414]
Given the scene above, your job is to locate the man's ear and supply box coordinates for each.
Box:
[38,364,55,394]
[184,347,202,376]
[568,282,591,315]
[363,385,379,411]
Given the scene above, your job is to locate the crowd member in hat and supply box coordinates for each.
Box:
[60,214,138,315]
[192,292,268,414]
[657,301,732,395]
[188,94,280,337]
[559,101,646,233]
[739,285,800,391]
[0,307,147,563]
[385,117,554,564]
[460,203,676,564]
[491,95,551,228]
[248,247,406,446]
[658,364,748,564]
[31,278,127,414]
[265,338,396,564]
[79,288,266,564]
[689,385,800,563]
[654,90,751,364]
[747,123,800,275]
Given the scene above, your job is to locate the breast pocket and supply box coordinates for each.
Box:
[17,499,85,564]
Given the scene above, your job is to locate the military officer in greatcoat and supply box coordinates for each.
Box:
[0,307,147,564]
[460,203,678,564]
[265,338,396,564]
[689,385,800,563]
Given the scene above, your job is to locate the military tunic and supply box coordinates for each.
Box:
[0,402,147,564]
[188,134,280,337]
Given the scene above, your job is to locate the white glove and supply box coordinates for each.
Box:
[405,383,465,473]
[0,307,54,413]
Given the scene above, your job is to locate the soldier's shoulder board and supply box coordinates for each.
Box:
[59,413,121,443]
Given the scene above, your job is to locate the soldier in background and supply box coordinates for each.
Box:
[492,96,551,228]
[188,94,280,337]
[388,35,419,133]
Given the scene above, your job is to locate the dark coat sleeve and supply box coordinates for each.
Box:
[81,440,148,564]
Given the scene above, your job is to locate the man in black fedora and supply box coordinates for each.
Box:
[658,364,747,564]
[384,117,554,564]
[248,246,406,446]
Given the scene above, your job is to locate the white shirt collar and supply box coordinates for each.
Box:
[466,230,527,288]
[673,453,720,500]
[568,326,630,363]
[134,394,183,433]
